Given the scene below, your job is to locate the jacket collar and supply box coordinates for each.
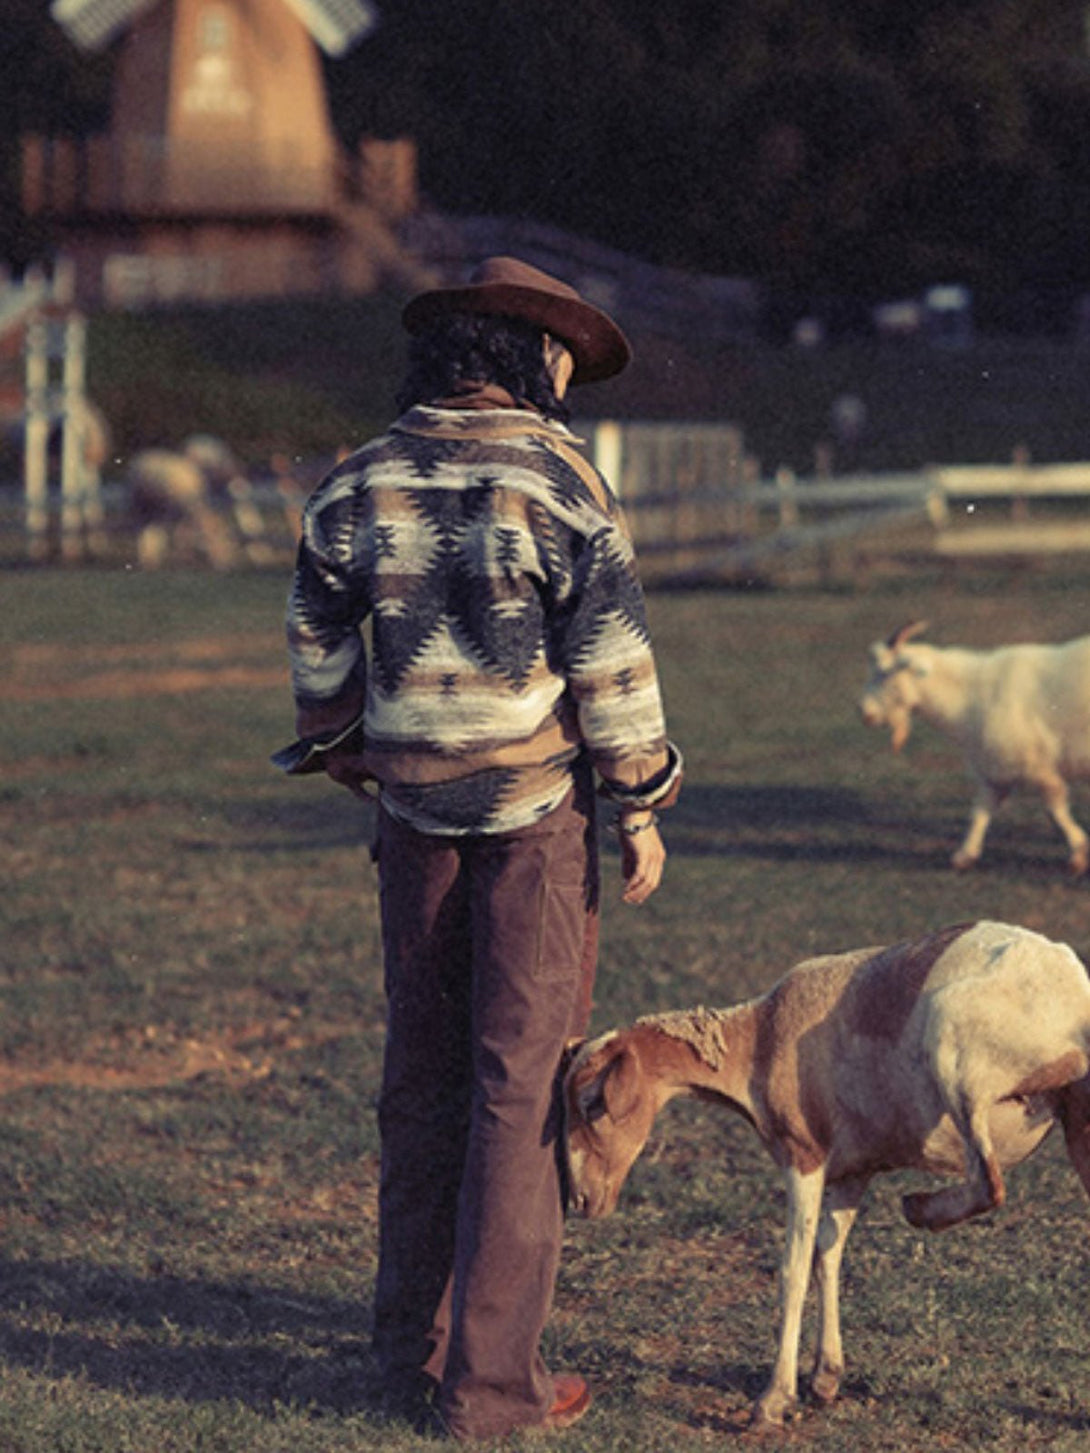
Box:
[391,393,582,444]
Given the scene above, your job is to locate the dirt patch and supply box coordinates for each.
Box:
[1,634,287,702]
[0,1016,349,1097]
[4,665,287,701]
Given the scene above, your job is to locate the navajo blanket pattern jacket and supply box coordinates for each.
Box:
[285,400,682,835]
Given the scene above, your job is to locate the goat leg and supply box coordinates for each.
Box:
[903,1101,1005,1230]
[1039,776,1089,875]
[810,1177,867,1405]
[752,1165,825,1427]
[951,782,1005,870]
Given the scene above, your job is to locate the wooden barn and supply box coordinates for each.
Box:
[22,0,432,307]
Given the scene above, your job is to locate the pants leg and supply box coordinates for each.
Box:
[372,819,472,1391]
[438,785,598,1439]
[371,778,599,1439]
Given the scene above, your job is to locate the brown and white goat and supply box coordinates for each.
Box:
[564,920,1090,1427]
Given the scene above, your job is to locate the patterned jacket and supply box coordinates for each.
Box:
[285,398,681,834]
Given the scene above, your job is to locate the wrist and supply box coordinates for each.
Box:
[615,811,659,837]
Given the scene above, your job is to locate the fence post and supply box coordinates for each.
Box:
[776,466,799,527]
[23,316,51,562]
[59,312,89,561]
[1010,443,1030,523]
[592,419,623,495]
[22,307,99,563]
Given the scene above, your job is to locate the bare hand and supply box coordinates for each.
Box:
[620,823,666,904]
[323,746,375,801]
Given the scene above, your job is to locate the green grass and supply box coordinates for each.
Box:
[4,563,1090,1449]
[86,297,410,463]
[36,300,1090,474]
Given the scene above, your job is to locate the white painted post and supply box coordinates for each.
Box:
[592,419,624,496]
[22,304,100,563]
[24,317,50,562]
[59,313,89,561]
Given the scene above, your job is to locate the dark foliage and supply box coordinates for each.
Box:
[5,0,1090,310]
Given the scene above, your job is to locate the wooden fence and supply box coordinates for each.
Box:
[582,421,1090,585]
[10,400,1090,577]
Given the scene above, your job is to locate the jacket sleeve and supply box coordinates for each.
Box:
[557,514,682,810]
[285,483,371,742]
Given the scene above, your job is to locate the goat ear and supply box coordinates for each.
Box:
[601,1045,642,1123]
[573,1044,641,1125]
[574,1070,607,1123]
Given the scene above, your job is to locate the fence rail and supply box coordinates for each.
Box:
[9,402,1090,577]
[582,421,1090,584]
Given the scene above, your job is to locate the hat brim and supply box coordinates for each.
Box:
[402,282,631,385]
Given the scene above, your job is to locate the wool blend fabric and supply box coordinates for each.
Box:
[286,401,680,835]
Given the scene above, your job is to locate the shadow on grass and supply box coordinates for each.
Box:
[4,1256,1090,1439]
[643,783,942,869]
[995,1397,1090,1436]
[197,782,1071,881]
[0,1255,389,1416]
[661,1362,1090,1439]
[659,784,1071,878]
[659,1358,768,1435]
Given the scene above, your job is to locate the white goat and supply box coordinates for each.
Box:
[564,920,1090,1428]
[859,621,1090,872]
[126,443,239,569]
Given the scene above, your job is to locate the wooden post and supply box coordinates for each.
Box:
[592,420,623,496]
[60,313,89,561]
[776,466,799,527]
[24,317,51,562]
[1010,443,1031,523]
[23,306,99,563]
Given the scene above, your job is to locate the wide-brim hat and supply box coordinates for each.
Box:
[402,255,631,385]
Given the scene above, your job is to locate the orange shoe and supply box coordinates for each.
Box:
[540,1374,592,1432]
[440,1374,593,1440]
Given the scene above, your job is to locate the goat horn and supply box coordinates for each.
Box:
[886,620,929,651]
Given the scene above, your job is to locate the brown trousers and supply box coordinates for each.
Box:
[371,771,599,1440]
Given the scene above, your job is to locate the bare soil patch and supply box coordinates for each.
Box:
[1,634,287,701]
[0,1016,349,1097]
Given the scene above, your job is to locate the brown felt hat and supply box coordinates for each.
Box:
[402,255,631,384]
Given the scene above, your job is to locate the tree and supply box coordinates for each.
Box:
[6,0,1090,318]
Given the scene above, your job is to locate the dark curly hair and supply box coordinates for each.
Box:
[396,313,570,421]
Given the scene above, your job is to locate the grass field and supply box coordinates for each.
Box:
[62,302,1090,473]
[5,563,1090,1451]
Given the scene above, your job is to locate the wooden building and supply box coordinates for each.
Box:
[23,0,432,306]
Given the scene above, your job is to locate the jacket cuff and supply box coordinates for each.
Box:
[598,741,684,810]
[271,714,365,776]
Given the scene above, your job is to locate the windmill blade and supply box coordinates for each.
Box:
[280,0,377,55]
[52,0,159,50]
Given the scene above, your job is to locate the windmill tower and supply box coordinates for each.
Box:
[51,0,375,214]
[22,0,429,305]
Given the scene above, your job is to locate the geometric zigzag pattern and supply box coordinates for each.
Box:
[287,405,669,833]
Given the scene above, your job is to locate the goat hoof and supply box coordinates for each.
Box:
[750,1393,796,1429]
[810,1367,842,1406]
[950,851,978,872]
[1068,852,1088,878]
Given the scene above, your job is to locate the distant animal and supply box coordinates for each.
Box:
[564,921,1090,1428]
[125,436,245,569]
[180,433,246,500]
[859,621,1090,873]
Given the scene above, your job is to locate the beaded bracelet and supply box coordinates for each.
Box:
[615,812,660,837]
